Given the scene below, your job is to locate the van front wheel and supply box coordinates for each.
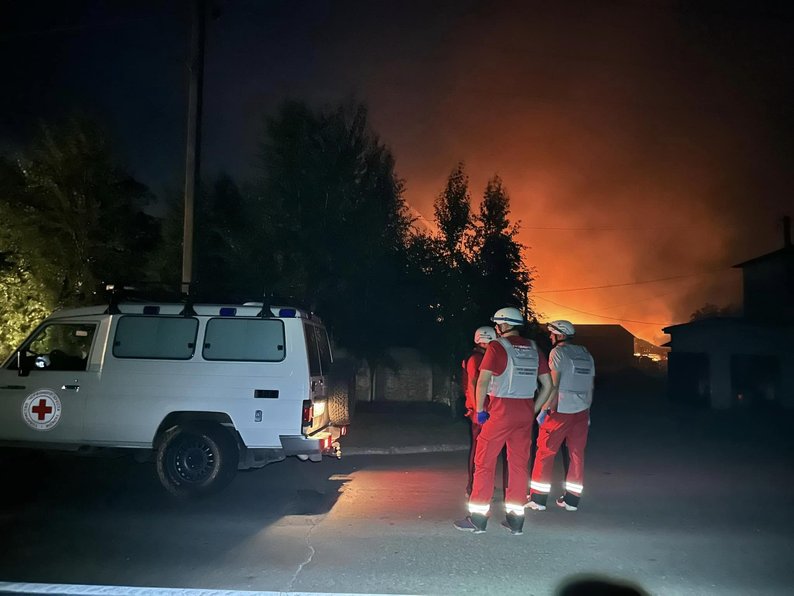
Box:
[156,424,238,498]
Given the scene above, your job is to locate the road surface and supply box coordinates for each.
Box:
[1,391,793,595]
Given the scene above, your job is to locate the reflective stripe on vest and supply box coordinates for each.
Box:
[487,337,539,399]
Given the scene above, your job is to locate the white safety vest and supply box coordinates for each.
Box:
[552,343,595,413]
[487,337,539,399]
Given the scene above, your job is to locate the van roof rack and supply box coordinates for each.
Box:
[103,283,193,315]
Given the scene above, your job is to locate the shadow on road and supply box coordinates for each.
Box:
[0,448,358,510]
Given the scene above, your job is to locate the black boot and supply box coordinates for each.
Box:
[454,513,488,533]
[470,512,488,533]
[505,511,524,535]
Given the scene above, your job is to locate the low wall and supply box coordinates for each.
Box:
[352,348,458,409]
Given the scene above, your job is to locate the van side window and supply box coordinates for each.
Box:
[113,316,198,360]
[304,324,322,376]
[11,323,96,371]
[203,318,285,361]
[302,325,331,375]
[316,326,332,373]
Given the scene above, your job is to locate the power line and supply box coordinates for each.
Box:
[596,287,689,312]
[533,295,670,326]
[533,268,730,294]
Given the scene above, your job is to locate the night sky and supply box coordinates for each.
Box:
[2,0,793,343]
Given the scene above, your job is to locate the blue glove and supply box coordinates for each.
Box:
[476,411,490,425]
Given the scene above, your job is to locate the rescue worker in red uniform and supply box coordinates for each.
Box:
[454,307,553,535]
[527,320,595,512]
[463,326,497,497]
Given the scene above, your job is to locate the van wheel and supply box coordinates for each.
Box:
[328,377,354,426]
[155,424,238,498]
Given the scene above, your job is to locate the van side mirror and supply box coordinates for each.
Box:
[17,351,30,377]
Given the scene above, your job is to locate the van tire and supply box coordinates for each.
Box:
[328,377,354,426]
[155,423,238,498]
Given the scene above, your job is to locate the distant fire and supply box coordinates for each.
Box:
[633,337,669,360]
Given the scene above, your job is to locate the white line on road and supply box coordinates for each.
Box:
[0,582,418,596]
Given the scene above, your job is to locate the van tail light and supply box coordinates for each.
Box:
[320,435,332,451]
[302,400,313,428]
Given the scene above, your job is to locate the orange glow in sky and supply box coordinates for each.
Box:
[344,4,789,346]
[403,170,743,346]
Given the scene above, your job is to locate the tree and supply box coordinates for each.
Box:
[192,173,264,300]
[470,175,533,320]
[0,162,54,358]
[422,163,481,365]
[2,119,161,305]
[690,302,739,321]
[257,100,412,361]
[434,162,471,262]
[0,120,162,356]
[400,170,537,368]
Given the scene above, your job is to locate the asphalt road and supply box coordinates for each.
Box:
[1,392,793,596]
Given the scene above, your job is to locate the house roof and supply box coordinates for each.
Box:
[662,316,770,334]
[573,324,635,339]
[732,244,794,269]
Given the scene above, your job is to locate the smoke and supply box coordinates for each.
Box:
[195,0,793,343]
[304,0,793,343]
[5,1,790,346]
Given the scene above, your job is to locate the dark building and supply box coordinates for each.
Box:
[573,324,636,372]
[736,237,794,324]
[664,216,794,409]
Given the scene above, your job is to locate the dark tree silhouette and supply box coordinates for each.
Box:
[434,161,471,262]
[0,119,160,306]
[257,100,412,361]
[470,175,533,319]
[690,302,739,321]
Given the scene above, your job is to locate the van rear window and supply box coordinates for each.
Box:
[113,316,198,360]
[203,318,285,362]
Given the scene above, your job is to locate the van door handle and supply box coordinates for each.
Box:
[0,385,26,390]
[62,384,80,392]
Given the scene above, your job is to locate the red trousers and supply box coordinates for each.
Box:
[466,419,482,495]
[531,409,589,495]
[467,418,509,496]
[470,397,534,511]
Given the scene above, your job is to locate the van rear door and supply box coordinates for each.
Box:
[303,322,331,428]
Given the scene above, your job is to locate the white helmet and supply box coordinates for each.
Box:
[548,319,575,337]
[491,307,525,327]
[474,326,496,344]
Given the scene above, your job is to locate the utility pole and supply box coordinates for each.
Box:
[181,0,206,296]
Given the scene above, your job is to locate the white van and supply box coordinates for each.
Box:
[0,302,352,497]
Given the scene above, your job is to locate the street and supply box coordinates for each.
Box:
[1,388,793,596]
